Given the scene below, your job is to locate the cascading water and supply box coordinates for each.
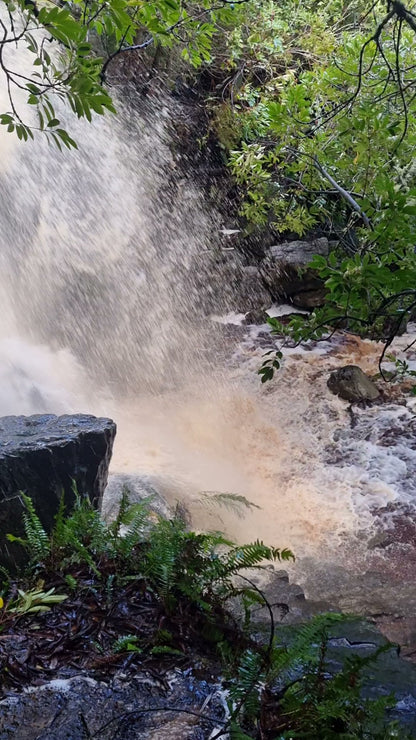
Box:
[1,81,416,649]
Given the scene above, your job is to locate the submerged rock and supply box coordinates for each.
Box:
[327,365,380,403]
[0,414,116,569]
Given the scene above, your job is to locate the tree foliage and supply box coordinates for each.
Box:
[207,0,416,368]
[0,0,237,146]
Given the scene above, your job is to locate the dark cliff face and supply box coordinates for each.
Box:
[0,414,116,570]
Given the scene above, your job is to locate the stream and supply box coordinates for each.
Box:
[1,88,416,654]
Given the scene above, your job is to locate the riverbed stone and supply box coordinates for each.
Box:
[268,238,329,265]
[0,668,225,740]
[102,472,174,522]
[327,365,380,402]
[291,286,328,309]
[259,238,328,306]
[0,414,116,570]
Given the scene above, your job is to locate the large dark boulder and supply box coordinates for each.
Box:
[0,414,116,570]
[327,366,380,402]
[259,238,329,308]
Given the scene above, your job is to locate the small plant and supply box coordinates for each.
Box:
[6,492,51,562]
[113,635,143,654]
[197,492,262,518]
[9,586,67,615]
[258,348,283,383]
[5,490,293,629]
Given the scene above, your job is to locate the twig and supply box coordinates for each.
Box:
[313,157,371,229]
[91,706,226,737]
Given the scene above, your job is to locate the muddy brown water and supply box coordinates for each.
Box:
[0,74,415,651]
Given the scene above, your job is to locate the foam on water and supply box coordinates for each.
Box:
[0,64,415,632]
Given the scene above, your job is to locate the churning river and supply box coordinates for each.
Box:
[1,87,416,653]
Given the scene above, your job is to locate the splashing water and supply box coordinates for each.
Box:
[1,85,416,647]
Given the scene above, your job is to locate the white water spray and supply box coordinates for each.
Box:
[1,83,415,646]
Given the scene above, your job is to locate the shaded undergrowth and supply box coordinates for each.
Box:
[0,491,411,739]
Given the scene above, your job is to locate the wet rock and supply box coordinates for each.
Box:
[192,255,271,317]
[268,238,329,265]
[291,286,327,309]
[327,365,380,402]
[0,668,225,739]
[259,238,328,305]
[0,414,116,570]
[229,567,335,631]
[238,265,272,312]
[243,307,268,324]
[367,532,394,550]
[102,473,174,522]
[327,620,416,733]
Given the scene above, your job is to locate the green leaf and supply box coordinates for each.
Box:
[150,645,185,656]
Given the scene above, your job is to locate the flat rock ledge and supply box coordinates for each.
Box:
[0,414,116,570]
[0,669,225,740]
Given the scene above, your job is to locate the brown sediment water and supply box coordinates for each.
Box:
[1,77,416,648]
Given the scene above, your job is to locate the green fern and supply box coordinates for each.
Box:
[229,724,253,740]
[198,492,261,518]
[4,493,409,738]
[109,486,130,534]
[113,634,142,653]
[21,493,50,561]
[114,499,152,558]
[231,648,265,721]
[6,493,50,563]
[51,491,66,549]
[209,541,294,585]
[232,614,401,739]
[143,517,184,604]
[48,493,107,575]
[150,645,184,656]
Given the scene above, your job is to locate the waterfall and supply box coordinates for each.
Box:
[0,77,415,645]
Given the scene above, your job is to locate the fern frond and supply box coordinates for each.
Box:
[198,492,261,518]
[118,500,153,554]
[113,634,142,653]
[214,541,294,581]
[143,517,185,600]
[20,493,50,562]
[51,491,66,549]
[150,645,184,656]
[230,648,265,723]
[269,613,346,680]
[229,724,254,740]
[108,486,131,538]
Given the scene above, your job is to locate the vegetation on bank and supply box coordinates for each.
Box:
[202,0,416,377]
[0,492,412,738]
